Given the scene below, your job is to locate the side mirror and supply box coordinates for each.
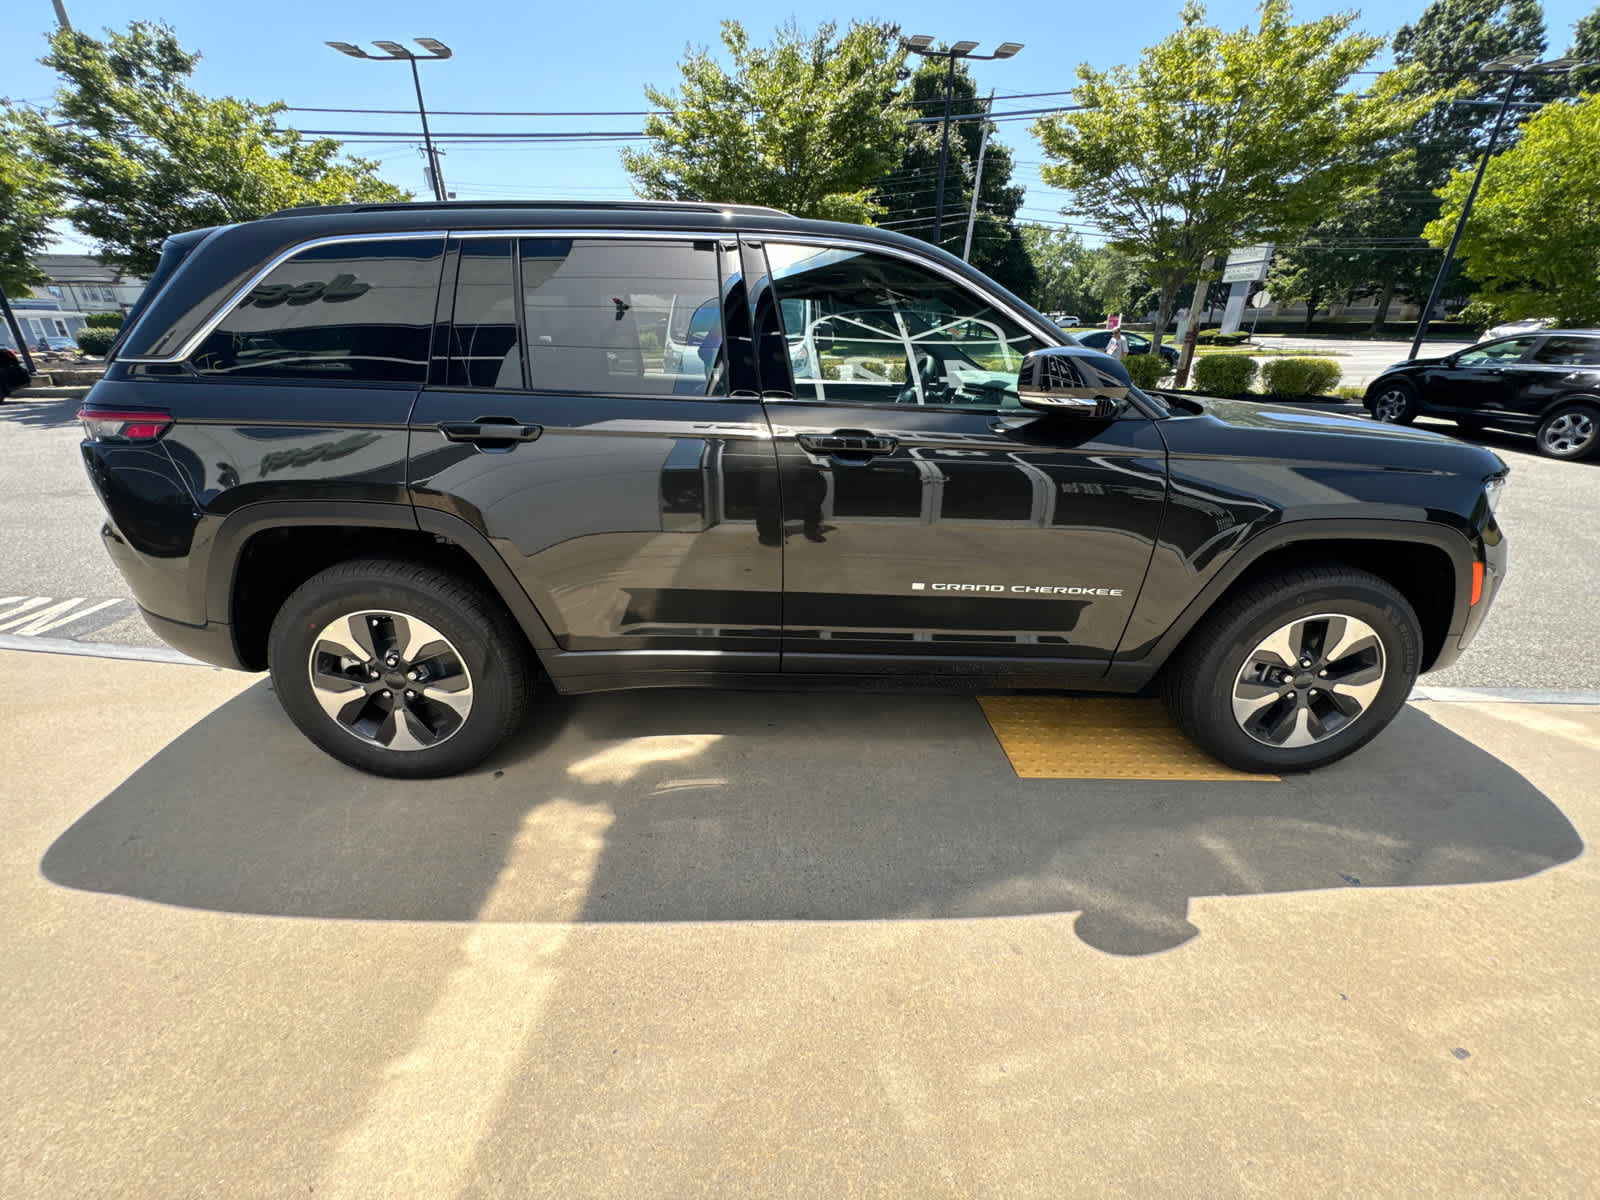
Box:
[1016,346,1129,417]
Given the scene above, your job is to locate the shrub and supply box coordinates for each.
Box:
[1124,353,1170,389]
[84,311,125,329]
[1192,353,1258,396]
[1195,328,1249,346]
[75,328,114,356]
[1261,356,1342,397]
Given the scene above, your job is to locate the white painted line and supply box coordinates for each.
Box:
[1410,685,1600,705]
[0,633,208,667]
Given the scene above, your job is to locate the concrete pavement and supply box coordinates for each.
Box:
[4,649,1597,1197]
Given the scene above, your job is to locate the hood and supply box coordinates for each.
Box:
[1166,396,1506,480]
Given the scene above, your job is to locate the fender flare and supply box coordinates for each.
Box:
[1120,517,1476,670]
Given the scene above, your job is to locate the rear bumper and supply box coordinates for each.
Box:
[139,608,248,671]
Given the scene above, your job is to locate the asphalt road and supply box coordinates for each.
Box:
[1,388,1594,687]
[1244,333,1475,389]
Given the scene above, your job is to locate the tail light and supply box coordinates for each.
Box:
[78,407,173,442]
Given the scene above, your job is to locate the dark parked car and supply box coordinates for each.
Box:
[80,199,1507,778]
[0,346,30,400]
[1366,330,1600,460]
[1074,328,1180,365]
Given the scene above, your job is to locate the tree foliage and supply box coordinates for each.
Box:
[11,22,408,276]
[622,20,909,222]
[1427,92,1600,324]
[874,55,1034,295]
[1032,0,1435,346]
[0,136,61,294]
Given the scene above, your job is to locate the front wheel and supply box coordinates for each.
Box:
[1369,380,1418,424]
[1536,402,1600,460]
[1163,567,1421,773]
[268,558,533,777]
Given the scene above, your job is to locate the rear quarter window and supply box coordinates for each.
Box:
[190,238,444,384]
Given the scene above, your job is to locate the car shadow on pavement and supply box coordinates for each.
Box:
[0,394,87,429]
[41,681,1583,956]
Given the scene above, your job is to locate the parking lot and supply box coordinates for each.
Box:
[3,384,1599,1196]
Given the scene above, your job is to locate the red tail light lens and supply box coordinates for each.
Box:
[78,407,173,442]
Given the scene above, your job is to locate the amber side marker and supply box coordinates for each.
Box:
[1470,561,1485,606]
[978,696,1280,782]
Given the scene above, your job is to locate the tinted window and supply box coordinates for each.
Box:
[765,242,1041,409]
[518,238,726,397]
[1532,336,1600,366]
[192,238,443,383]
[448,239,521,388]
[1456,336,1537,366]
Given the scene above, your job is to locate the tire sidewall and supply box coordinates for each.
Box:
[269,569,519,777]
[1184,578,1421,773]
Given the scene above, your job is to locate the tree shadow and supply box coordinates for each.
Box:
[0,394,89,429]
[41,684,1583,955]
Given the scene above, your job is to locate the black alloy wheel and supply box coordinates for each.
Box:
[1536,402,1600,461]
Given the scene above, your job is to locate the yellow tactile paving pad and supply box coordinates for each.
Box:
[978,696,1280,782]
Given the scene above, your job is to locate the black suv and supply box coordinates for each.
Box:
[81,200,1508,777]
[1366,329,1600,460]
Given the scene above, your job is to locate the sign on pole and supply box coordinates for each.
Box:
[1221,244,1274,284]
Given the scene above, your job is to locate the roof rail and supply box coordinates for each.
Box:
[267,198,793,219]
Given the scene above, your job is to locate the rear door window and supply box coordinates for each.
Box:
[1532,336,1600,366]
[191,237,444,383]
[517,238,727,397]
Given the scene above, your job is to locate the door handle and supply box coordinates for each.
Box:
[438,418,543,450]
[797,433,898,456]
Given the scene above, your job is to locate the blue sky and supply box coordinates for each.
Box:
[7,0,1598,254]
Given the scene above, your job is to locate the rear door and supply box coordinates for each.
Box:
[408,234,782,674]
[747,238,1167,678]
[1518,334,1600,421]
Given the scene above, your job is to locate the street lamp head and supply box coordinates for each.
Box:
[951,40,980,56]
[372,39,414,58]
[901,34,935,52]
[1527,56,1583,74]
[991,42,1024,59]
[326,41,370,59]
[414,37,453,59]
[1483,53,1538,71]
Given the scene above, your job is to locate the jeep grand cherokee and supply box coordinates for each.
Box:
[79,200,1508,777]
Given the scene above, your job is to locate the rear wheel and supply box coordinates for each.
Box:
[1163,567,1421,773]
[1536,402,1600,460]
[1369,380,1418,424]
[268,558,533,777]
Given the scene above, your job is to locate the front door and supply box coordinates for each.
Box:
[408,235,782,671]
[1426,334,1539,416]
[747,239,1167,677]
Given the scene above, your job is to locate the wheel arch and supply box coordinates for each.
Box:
[1128,520,1473,678]
[210,502,557,672]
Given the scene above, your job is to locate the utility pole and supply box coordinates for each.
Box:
[1409,54,1586,358]
[961,92,995,262]
[52,0,71,29]
[899,36,1022,250]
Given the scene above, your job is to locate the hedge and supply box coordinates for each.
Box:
[1261,356,1342,397]
[1123,353,1170,389]
[1192,354,1258,396]
[84,311,125,329]
[1196,328,1250,346]
[75,328,114,356]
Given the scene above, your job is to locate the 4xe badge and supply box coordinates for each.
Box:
[911,581,1125,596]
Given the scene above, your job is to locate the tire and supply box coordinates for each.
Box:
[1369,379,1418,424]
[1162,566,1421,774]
[1536,401,1600,461]
[268,558,533,778]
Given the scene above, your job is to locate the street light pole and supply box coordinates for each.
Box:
[962,91,995,262]
[1408,54,1584,359]
[899,36,1022,250]
[327,38,454,203]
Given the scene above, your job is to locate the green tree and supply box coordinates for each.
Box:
[622,20,908,222]
[0,136,61,294]
[1018,224,1088,314]
[1033,0,1434,357]
[1426,92,1600,324]
[1081,246,1145,319]
[1567,6,1600,94]
[1265,231,1372,331]
[11,22,408,276]
[874,55,1035,295]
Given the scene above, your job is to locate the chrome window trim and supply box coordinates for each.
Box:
[118,224,1067,367]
